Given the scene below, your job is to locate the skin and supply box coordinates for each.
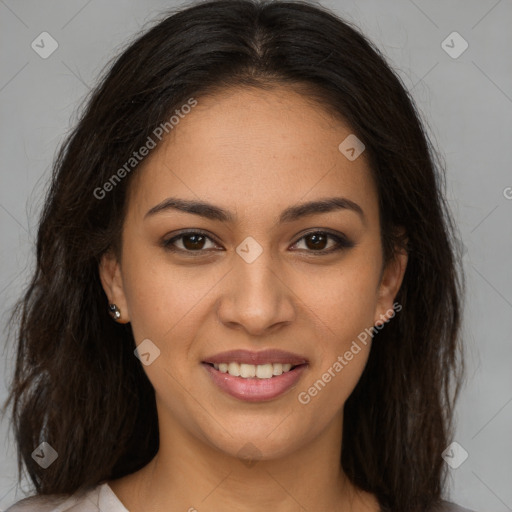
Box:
[100,85,408,512]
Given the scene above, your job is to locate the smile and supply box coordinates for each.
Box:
[201,348,309,402]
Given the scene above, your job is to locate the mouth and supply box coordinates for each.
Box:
[201,349,308,402]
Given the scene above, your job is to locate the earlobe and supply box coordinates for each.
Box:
[98,251,131,323]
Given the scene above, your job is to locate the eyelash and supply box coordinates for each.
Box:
[161,229,354,256]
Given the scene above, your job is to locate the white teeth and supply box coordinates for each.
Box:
[210,362,298,379]
[272,363,283,376]
[228,362,240,377]
[240,363,256,378]
[256,363,273,379]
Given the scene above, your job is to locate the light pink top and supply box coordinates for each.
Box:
[4,483,128,512]
[4,483,476,511]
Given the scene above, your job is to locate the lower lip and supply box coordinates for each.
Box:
[202,363,307,402]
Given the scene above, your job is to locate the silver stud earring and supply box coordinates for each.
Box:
[109,303,121,320]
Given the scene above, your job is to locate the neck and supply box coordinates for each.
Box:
[112,407,379,512]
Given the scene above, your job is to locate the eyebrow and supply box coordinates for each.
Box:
[144,196,366,225]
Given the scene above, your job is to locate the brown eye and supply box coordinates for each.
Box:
[162,230,353,256]
[182,234,207,250]
[304,232,328,250]
[292,231,354,254]
[162,231,218,253]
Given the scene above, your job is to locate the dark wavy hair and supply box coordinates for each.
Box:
[1,1,465,511]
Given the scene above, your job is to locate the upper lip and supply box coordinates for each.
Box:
[202,349,308,366]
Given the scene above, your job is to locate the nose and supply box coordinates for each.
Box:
[216,248,296,336]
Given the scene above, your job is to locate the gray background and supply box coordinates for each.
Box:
[0,0,511,510]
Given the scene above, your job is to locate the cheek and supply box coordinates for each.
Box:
[296,280,375,424]
[291,255,379,410]
[294,257,380,344]
[120,246,224,345]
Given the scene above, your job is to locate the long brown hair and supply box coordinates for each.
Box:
[1,1,465,510]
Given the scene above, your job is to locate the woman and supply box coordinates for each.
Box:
[2,0,473,510]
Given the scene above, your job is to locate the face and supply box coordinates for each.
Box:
[100,85,407,461]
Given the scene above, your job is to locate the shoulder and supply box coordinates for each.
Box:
[4,483,106,512]
[433,501,478,512]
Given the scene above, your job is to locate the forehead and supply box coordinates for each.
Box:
[126,86,379,228]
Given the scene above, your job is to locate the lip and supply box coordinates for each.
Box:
[202,349,308,366]
[202,362,308,402]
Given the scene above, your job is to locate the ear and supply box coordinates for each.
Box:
[98,250,130,324]
[374,236,408,327]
